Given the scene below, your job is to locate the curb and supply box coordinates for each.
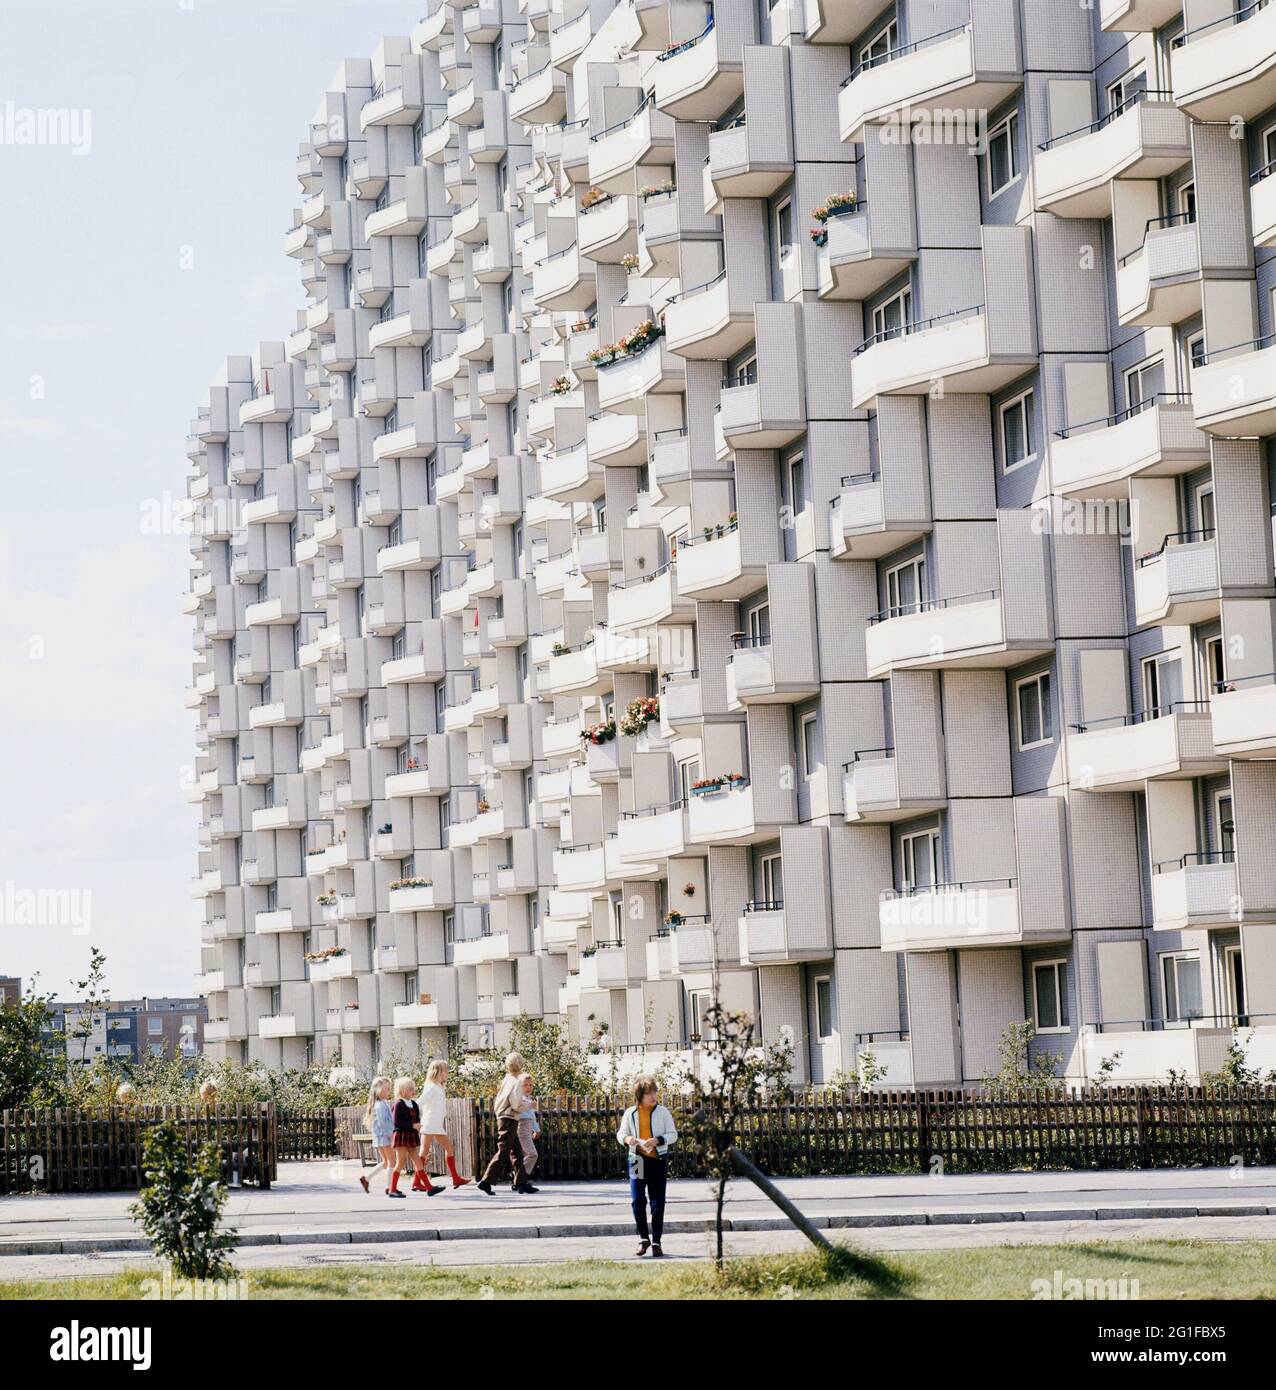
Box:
[2,1202,1274,1258]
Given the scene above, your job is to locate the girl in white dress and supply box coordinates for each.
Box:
[417,1059,471,1189]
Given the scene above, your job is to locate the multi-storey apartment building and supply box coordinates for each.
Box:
[45,997,207,1065]
[186,0,1276,1088]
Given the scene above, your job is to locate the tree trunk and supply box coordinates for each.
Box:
[728,1147,833,1254]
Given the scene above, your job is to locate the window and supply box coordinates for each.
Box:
[1224,945,1247,1025]
[871,286,911,342]
[688,989,714,1040]
[1105,64,1146,117]
[1178,182,1196,222]
[884,555,926,617]
[1214,790,1235,859]
[859,19,897,68]
[1015,672,1053,750]
[677,758,700,802]
[758,851,783,907]
[985,111,1020,199]
[746,602,771,644]
[1032,960,1070,1033]
[814,976,833,1039]
[147,1018,164,1036]
[1186,331,1206,370]
[1201,634,1225,694]
[800,711,823,779]
[1141,655,1163,717]
[786,452,807,517]
[1193,480,1216,537]
[731,354,757,387]
[999,389,1035,471]
[774,198,794,258]
[1162,953,1203,1023]
[899,828,940,890]
[1124,356,1163,413]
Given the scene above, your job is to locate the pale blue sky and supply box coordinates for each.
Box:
[0,0,416,1001]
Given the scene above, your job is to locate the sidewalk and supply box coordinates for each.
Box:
[5,1162,1276,1259]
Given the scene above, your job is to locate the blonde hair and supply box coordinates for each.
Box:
[115,1082,135,1104]
[393,1075,415,1100]
[364,1076,391,1127]
[199,1080,218,1103]
[504,1052,524,1076]
[425,1059,448,1085]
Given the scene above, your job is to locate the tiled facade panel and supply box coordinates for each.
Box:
[182,0,1276,1092]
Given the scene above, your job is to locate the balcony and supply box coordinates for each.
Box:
[1035,93,1189,219]
[880,879,1059,952]
[258,1013,309,1040]
[1100,0,1182,30]
[588,97,674,195]
[580,944,631,990]
[851,306,1034,409]
[1133,532,1219,627]
[1116,216,1200,327]
[509,63,567,126]
[675,526,761,602]
[1171,0,1276,121]
[618,801,694,864]
[665,272,753,361]
[540,440,604,503]
[865,591,1051,678]
[838,20,1021,146]
[843,748,946,823]
[738,903,831,966]
[393,999,453,1029]
[1151,854,1238,930]
[1050,395,1209,500]
[669,920,716,972]
[552,843,607,891]
[1191,336,1276,437]
[718,380,805,452]
[532,242,596,312]
[587,411,646,467]
[540,641,606,697]
[1212,677,1276,758]
[549,7,591,71]
[577,195,638,264]
[653,21,744,121]
[596,334,685,412]
[816,202,917,302]
[727,635,818,707]
[829,469,931,560]
[687,779,784,846]
[454,933,512,966]
[705,118,790,202]
[608,563,696,632]
[1066,706,1224,793]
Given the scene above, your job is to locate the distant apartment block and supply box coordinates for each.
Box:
[48,998,207,1065]
[186,0,1276,1088]
[0,976,20,1009]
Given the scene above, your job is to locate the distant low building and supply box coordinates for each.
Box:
[49,996,207,1065]
[0,976,20,1009]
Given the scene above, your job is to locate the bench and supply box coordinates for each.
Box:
[353,1133,375,1166]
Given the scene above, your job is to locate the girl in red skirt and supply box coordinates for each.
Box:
[388,1076,438,1197]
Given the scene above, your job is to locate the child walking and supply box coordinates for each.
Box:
[389,1076,441,1197]
[359,1076,394,1195]
[512,1072,541,1188]
[418,1059,471,1189]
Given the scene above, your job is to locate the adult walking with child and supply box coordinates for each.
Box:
[475,1052,539,1195]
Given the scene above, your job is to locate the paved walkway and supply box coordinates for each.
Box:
[6,1162,1276,1279]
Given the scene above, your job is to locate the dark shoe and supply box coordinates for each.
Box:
[425,1184,443,1196]
[476,1179,495,1196]
[651,1244,664,1258]
[387,1190,406,1199]
[358,1175,369,1194]
[515,1182,540,1194]
[636,1240,650,1257]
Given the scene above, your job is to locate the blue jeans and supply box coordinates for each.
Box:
[629,1154,667,1243]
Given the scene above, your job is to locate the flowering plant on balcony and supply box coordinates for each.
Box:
[570,319,594,334]
[812,192,856,223]
[477,799,491,813]
[664,909,685,927]
[551,640,570,655]
[639,181,676,199]
[616,318,663,356]
[549,375,574,396]
[304,946,348,963]
[586,343,619,366]
[405,756,421,771]
[690,775,725,794]
[619,695,660,736]
[620,253,640,272]
[581,945,597,958]
[579,186,608,210]
[389,876,433,890]
[316,892,338,907]
[582,718,617,745]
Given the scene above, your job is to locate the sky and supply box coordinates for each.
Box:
[0,0,418,1002]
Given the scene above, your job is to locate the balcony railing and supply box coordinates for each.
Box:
[853,303,983,355]
[1136,528,1215,568]
[1037,87,1174,150]
[1054,391,1191,439]
[1069,699,1210,734]
[840,23,969,84]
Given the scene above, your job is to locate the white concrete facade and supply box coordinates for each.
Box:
[186,0,1276,1088]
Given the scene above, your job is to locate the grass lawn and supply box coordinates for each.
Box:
[3,1240,1275,1300]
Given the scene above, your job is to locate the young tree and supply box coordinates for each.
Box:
[680,1001,793,1265]
[128,1122,238,1282]
[68,946,110,1068]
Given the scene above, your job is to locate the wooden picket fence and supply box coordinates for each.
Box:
[333,1100,476,1177]
[276,1108,337,1161]
[469,1087,1276,1180]
[0,1104,277,1193]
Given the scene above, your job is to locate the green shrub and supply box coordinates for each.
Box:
[128,1122,238,1281]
